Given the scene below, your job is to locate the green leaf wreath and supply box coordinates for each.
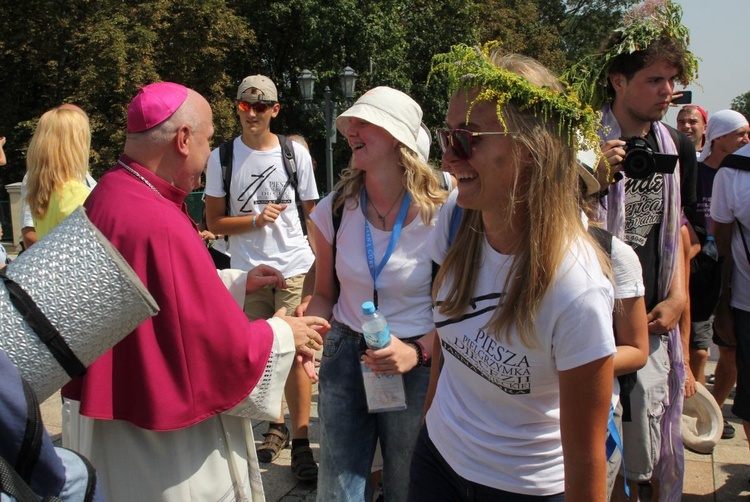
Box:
[429,41,603,170]
[563,0,700,111]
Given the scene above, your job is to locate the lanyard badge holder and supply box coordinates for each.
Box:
[359,191,411,412]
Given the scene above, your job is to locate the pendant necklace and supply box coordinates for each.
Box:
[367,187,405,229]
[118,160,164,198]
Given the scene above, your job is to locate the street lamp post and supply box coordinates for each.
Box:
[298,67,358,194]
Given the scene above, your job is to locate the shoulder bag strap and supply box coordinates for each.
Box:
[736,220,750,265]
[219,140,234,217]
[0,269,86,379]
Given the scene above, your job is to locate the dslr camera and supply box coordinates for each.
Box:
[621,137,679,180]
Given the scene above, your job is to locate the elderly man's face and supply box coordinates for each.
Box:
[175,93,214,192]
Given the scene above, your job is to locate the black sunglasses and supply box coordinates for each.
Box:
[237,101,274,113]
[436,128,517,160]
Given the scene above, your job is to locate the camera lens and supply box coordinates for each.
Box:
[624,149,655,179]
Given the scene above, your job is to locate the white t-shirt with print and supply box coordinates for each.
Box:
[310,191,436,338]
[426,191,616,496]
[711,160,750,311]
[205,136,318,277]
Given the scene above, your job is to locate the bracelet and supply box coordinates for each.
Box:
[251,215,258,229]
[408,340,430,367]
[408,341,424,367]
[414,339,431,367]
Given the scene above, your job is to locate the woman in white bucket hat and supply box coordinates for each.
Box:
[305,86,449,502]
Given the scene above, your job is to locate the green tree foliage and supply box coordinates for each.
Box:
[228,0,478,176]
[0,0,254,184]
[731,91,750,122]
[0,0,633,193]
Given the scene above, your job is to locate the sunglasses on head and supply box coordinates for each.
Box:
[436,128,517,160]
[237,100,273,113]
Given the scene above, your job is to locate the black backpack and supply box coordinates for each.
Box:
[218,134,308,235]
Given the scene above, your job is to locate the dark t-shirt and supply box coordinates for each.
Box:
[694,161,718,238]
[623,124,697,310]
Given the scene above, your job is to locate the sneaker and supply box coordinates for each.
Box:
[257,425,289,463]
[722,420,736,440]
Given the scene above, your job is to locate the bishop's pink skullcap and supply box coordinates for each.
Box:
[127,82,189,133]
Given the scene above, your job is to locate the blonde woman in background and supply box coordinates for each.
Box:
[26,106,92,238]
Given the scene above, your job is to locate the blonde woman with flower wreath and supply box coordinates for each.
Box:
[26,106,92,238]
[409,45,616,501]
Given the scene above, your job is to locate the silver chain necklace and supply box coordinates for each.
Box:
[117,160,164,198]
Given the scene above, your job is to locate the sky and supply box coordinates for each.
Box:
[663,0,749,127]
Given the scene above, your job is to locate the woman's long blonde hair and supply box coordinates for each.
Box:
[26,107,91,219]
[434,52,610,349]
[334,142,448,224]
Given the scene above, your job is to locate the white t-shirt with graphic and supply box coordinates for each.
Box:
[205,136,318,277]
[711,161,750,311]
[426,192,615,496]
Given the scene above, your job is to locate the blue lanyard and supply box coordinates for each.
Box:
[361,188,411,308]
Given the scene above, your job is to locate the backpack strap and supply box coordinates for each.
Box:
[219,140,234,217]
[447,205,463,248]
[276,134,298,192]
[15,379,43,484]
[0,454,62,502]
[276,134,309,236]
[587,225,612,256]
[331,190,343,294]
[722,152,750,172]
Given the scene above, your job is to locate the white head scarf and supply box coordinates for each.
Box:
[698,109,749,162]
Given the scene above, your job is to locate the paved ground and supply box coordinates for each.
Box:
[40,359,747,501]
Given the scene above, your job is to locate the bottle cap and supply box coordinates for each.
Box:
[362,301,376,315]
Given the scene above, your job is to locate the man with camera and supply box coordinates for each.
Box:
[581,5,699,499]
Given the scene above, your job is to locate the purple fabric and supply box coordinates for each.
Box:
[599,105,685,500]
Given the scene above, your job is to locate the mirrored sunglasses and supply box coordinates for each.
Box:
[237,100,273,113]
[436,128,517,160]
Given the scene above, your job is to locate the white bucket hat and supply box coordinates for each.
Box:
[681,382,724,454]
[336,86,422,156]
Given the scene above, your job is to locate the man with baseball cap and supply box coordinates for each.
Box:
[204,75,320,481]
[61,81,327,501]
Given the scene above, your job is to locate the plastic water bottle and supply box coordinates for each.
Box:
[361,301,391,349]
[703,235,718,261]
